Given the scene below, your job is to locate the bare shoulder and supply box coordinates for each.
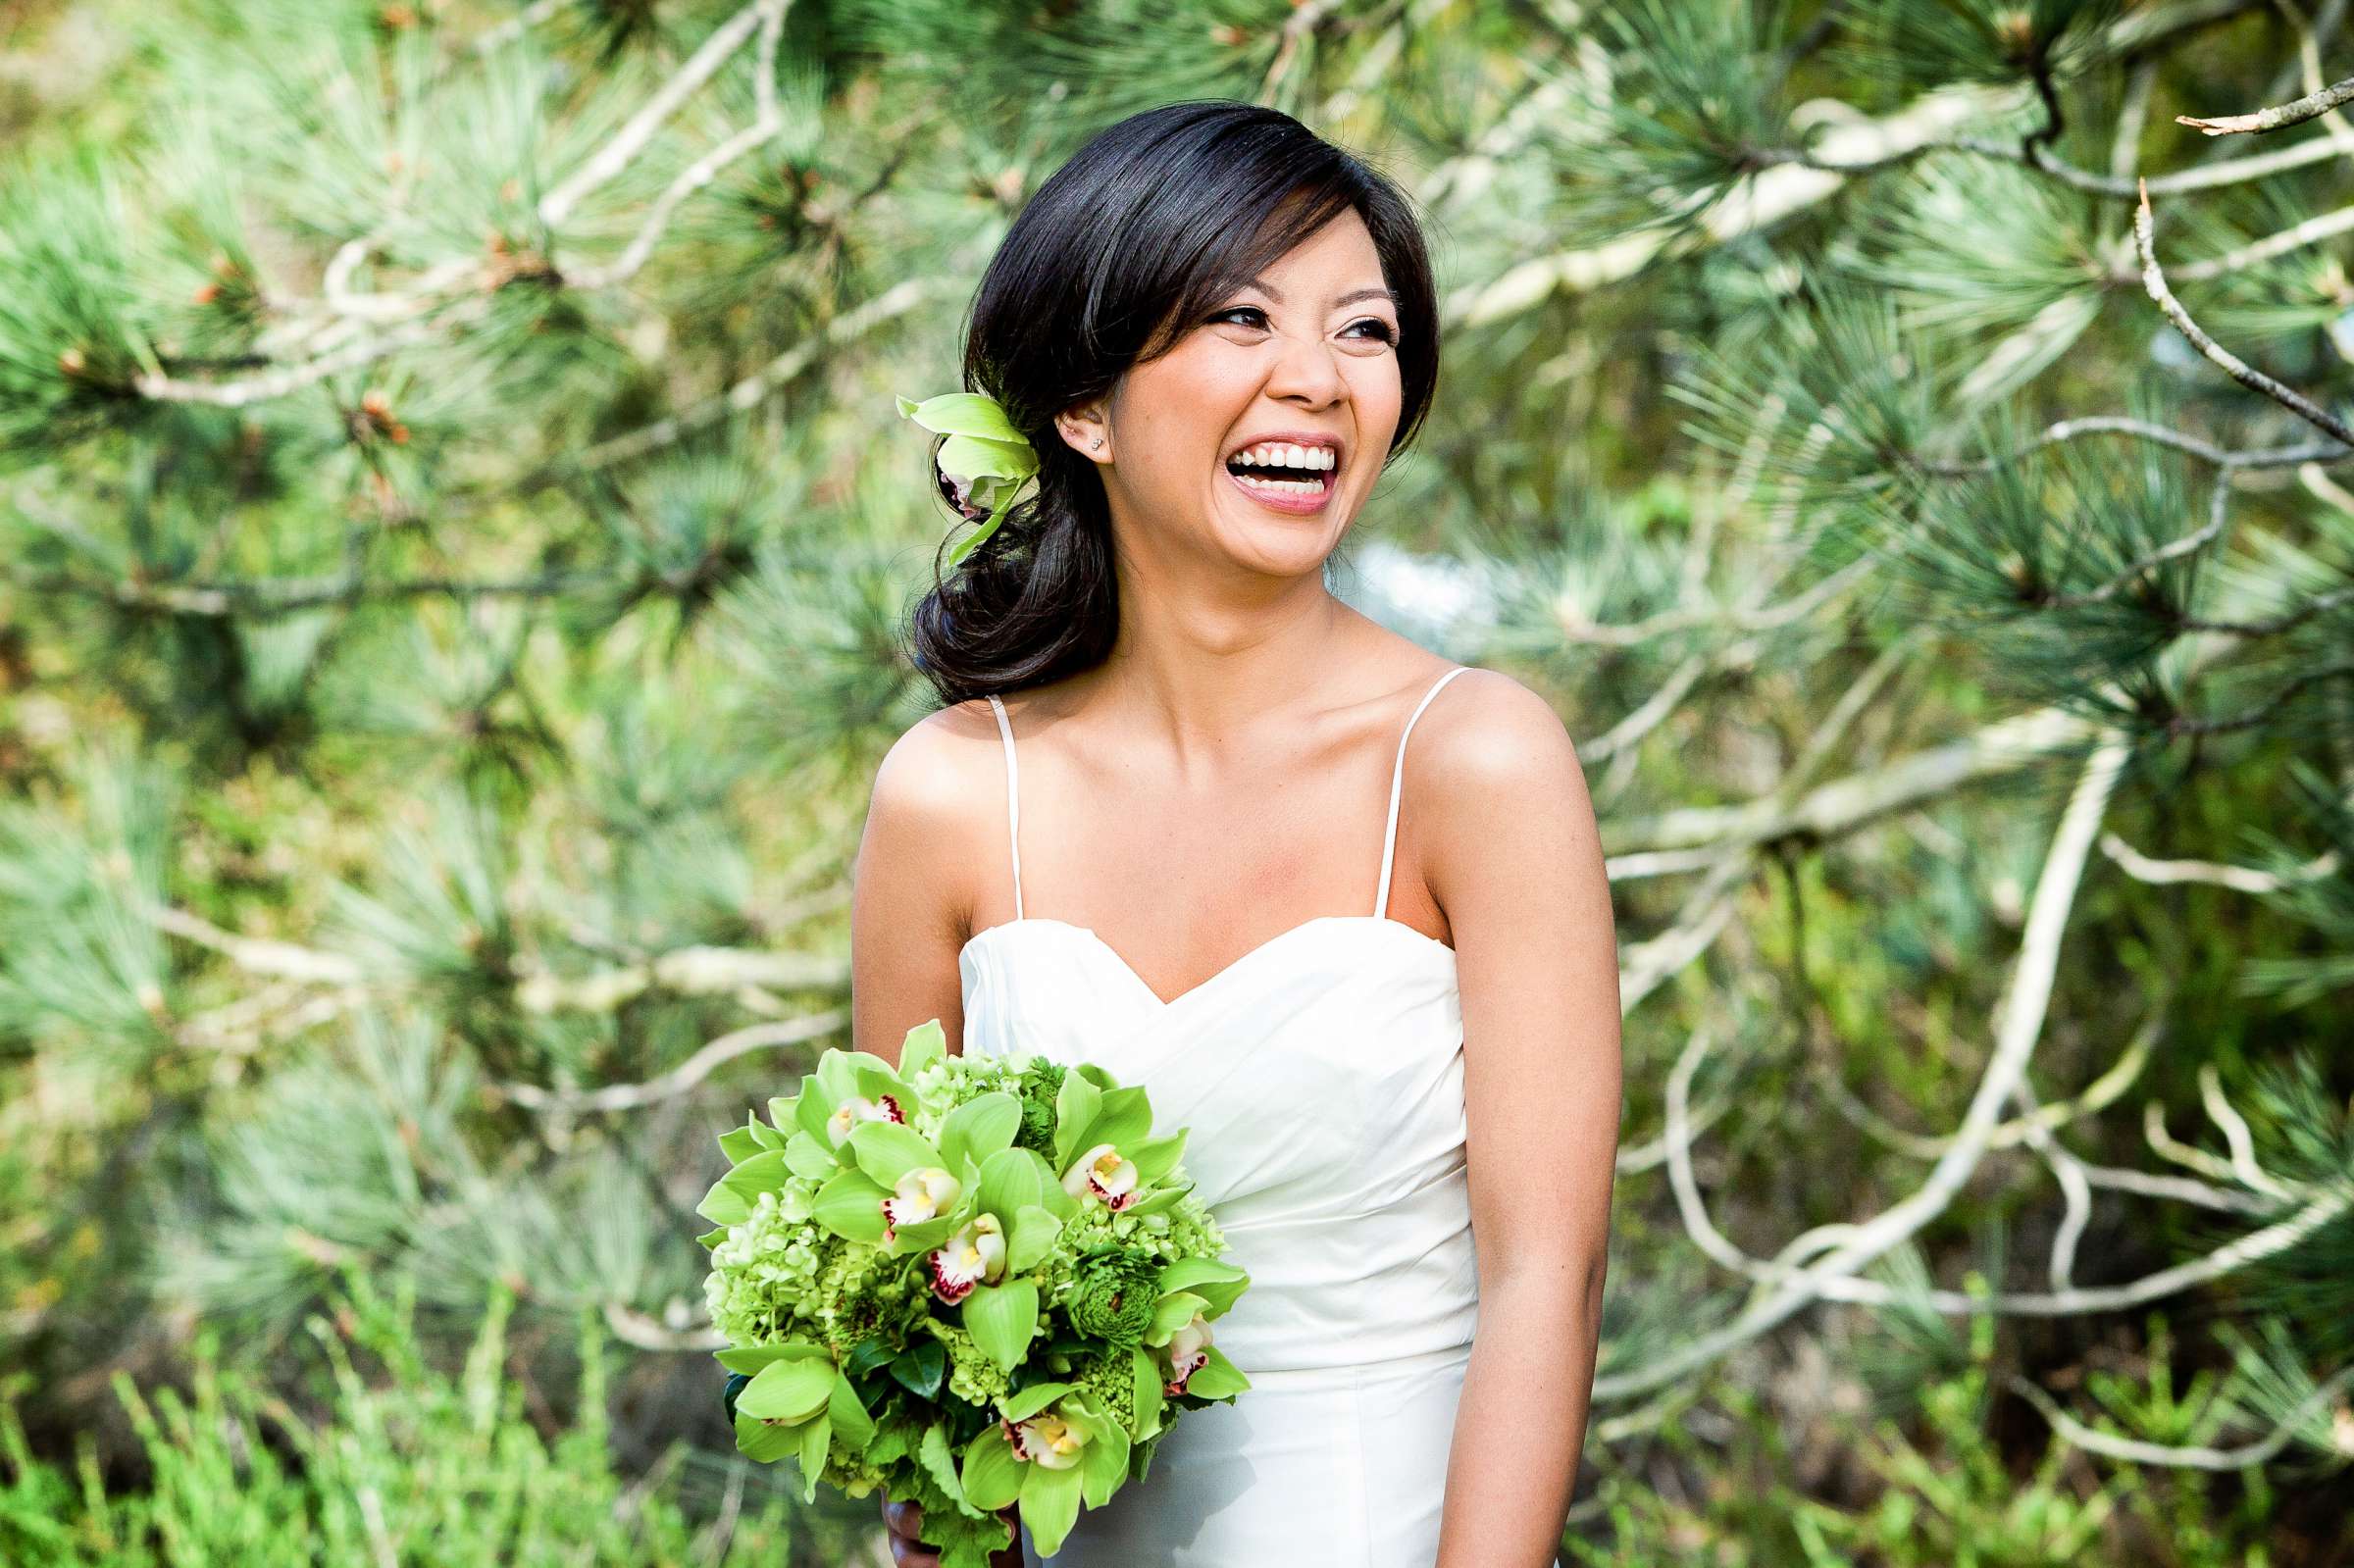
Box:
[1411,666,1586,795]
[861,697,1008,930]
[1407,667,1610,963]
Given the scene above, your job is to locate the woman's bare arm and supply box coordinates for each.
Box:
[1420,672,1623,1568]
[850,703,995,1067]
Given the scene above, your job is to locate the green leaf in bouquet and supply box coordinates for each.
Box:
[1147,1291,1209,1343]
[1127,1128,1188,1184]
[1019,1460,1085,1556]
[718,1123,765,1164]
[811,1167,892,1243]
[696,1225,727,1249]
[716,1340,831,1376]
[847,1119,948,1188]
[1066,1398,1130,1508]
[964,1277,1040,1371]
[941,1091,1023,1172]
[816,1046,908,1105]
[1074,1063,1117,1089]
[788,1088,830,1143]
[977,1146,1046,1219]
[793,1407,830,1501]
[845,1337,897,1378]
[889,1340,947,1399]
[734,1406,798,1463]
[1005,1204,1061,1274]
[737,1355,837,1424]
[827,1374,878,1451]
[899,1016,948,1080]
[748,1113,788,1150]
[1181,1344,1250,1400]
[1155,1257,1250,1318]
[1129,1347,1165,1442]
[1080,1086,1152,1153]
[959,1425,1024,1512]
[916,1421,968,1510]
[998,1381,1075,1422]
[1122,1182,1194,1217]
[1051,1072,1104,1170]
[782,1130,839,1181]
[696,1149,791,1226]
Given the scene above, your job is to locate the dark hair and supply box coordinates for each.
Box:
[904,100,1441,705]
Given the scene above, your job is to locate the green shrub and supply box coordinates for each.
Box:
[0,1272,864,1566]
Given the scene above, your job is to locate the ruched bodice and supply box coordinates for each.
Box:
[955,666,1488,1567]
[959,913,1477,1375]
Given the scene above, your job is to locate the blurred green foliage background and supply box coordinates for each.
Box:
[2,0,2351,1562]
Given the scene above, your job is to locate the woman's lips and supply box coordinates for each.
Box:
[1221,463,1335,516]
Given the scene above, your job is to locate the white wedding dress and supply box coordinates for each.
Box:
[960,665,1521,1567]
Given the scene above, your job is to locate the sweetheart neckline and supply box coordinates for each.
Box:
[959,913,1457,1012]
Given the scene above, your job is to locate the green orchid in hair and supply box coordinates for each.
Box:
[896,390,1040,565]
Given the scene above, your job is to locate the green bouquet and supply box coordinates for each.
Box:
[697,1019,1252,1566]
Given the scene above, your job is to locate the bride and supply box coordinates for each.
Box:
[849,98,1620,1568]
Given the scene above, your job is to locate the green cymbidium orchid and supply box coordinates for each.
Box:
[958,1382,1133,1557]
[1049,1064,1194,1214]
[696,1037,925,1237]
[896,391,1040,566]
[1146,1256,1252,1405]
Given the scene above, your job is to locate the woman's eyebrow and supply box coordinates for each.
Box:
[1240,278,1397,309]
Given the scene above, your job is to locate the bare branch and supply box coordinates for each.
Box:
[2135,178,2354,445]
[2178,73,2354,137]
[538,0,788,229]
[494,1008,846,1113]
[2006,1361,2354,1468]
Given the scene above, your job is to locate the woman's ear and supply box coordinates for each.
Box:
[1055,404,1112,465]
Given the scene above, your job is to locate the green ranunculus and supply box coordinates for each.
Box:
[1014,1058,1066,1157]
[1066,1243,1160,1350]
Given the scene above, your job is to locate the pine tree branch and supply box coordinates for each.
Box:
[537,0,790,229]
[491,1008,845,1113]
[2134,177,2354,448]
[563,275,941,475]
[471,0,579,57]
[564,0,793,291]
[2099,832,2343,891]
[1786,122,2352,197]
[132,297,494,407]
[2167,661,2354,735]
[1922,416,2354,474]
[2177,72,2354,136]
[2005,1360,2354,1468]
[20,565,614,619]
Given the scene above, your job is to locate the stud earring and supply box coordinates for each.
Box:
[1091,437,1103,450]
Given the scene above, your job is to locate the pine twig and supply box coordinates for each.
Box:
[2177,72,2354,136]
[2133,177,2354,448]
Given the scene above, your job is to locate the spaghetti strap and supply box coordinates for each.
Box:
[985,693,1024,921]
[1374,667,1471,921]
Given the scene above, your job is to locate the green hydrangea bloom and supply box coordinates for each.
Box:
[922,1315,1014,1409]
[1073,1349,1138,1434]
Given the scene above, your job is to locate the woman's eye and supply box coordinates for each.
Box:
[1212,307,1396,346]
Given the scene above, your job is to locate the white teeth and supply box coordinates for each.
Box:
[1232,472,1325,495]
[1229,442,1337,471]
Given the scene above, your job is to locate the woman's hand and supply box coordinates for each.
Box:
[880,1495,1024,1568]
